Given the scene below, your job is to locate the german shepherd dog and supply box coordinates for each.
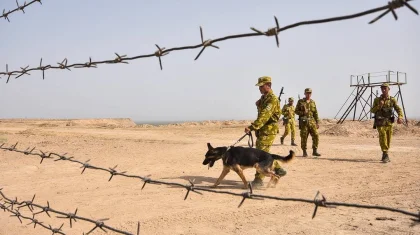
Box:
[203,143,295,189]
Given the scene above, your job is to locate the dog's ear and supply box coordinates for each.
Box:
[207,143,213,150]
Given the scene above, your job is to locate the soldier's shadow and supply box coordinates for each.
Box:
[303,157,380,164]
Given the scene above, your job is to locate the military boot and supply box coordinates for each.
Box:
[291,139,297,146]
[275,168,287,177]
[382,153,390,163]
[280,136,284,145]
[251,177,264,188]
[312,149,321,157]
[302,149,308,157]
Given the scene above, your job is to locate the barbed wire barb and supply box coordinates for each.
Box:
[16,0,26,14]
[154,44,168,70]
[194,26,219,61]
[369,0,418,24]
[56,208,78,228]
[250,16,280,47]
[184,179,203,200]
[49,223,64,235]
[27,214,44,228]
[38,58,50,80]
[86,218,110,234]
[17,194,36,212]
[2,9,11,22]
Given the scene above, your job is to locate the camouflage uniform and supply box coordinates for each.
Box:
[295,88,320,157]
[281,97,297,145]
[370,83,403,162]
[248,76,283,181]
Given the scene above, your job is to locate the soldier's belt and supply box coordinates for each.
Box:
[300,116,313,121]
[266,119,278,125]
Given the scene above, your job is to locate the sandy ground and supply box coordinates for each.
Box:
[0,118,419,235]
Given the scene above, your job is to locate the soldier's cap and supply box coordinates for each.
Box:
[380,83,390,88]
[288,97,294,101]
[304,88,312,93]
[255,76,272,86]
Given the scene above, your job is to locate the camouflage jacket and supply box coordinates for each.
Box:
[371,95,403,125]
[249,90,281,135]
[281,104,295,120]
[295,98,319,123]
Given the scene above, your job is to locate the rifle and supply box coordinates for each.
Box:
[278,87,284,103]
[373,115,377,129]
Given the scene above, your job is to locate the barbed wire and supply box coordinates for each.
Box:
[1,142,419,222]
[0,188,140,235]
[1,0,42,22]
[1,0,418,83]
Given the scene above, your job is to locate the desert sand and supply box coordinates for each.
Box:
[0,118,419,235]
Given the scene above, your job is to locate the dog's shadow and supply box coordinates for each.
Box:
[162,175,269,190]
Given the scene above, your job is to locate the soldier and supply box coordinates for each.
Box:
[295,88,321,157]
[280,97,298,146]
[370,83,403,163]
[245,76,287,187]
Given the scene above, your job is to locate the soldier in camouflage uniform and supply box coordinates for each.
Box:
[280,97,298,146]
[295,88,321,157]
[370,83,403,163]
[245,76,287,187]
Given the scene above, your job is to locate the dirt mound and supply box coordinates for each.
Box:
[320,119,420,137]
[66,118,136,128]
[136,120,253,128]
[38,123,59,127]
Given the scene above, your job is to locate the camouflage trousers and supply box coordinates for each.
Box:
[282,119,296,140]
[254,134,282,180]
[377,125,393,153]
[300,120,319,150]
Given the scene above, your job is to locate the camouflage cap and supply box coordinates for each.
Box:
[380,82,390,88]
[255,76,272,86]
[288,97,294,101]
[304,88,312,93]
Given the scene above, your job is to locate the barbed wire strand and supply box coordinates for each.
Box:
[0,189,140,235]
[0,0,418,83]
[1,143,419,222]
[1,0,42,22]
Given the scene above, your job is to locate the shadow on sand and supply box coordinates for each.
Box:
[298,156,380,164]
[161,175,271,191]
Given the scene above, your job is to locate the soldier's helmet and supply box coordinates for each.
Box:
[304,88,312,93]
[255,76,272,86]
[288,97,294,102]
[380,83,390,88]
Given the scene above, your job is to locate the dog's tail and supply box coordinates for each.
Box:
[272,150,295,163]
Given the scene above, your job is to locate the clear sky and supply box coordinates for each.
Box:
[1,0,419,123]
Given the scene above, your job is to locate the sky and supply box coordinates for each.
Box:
[1,0,419,123]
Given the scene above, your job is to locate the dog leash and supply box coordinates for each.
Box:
[231,132,254,148]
